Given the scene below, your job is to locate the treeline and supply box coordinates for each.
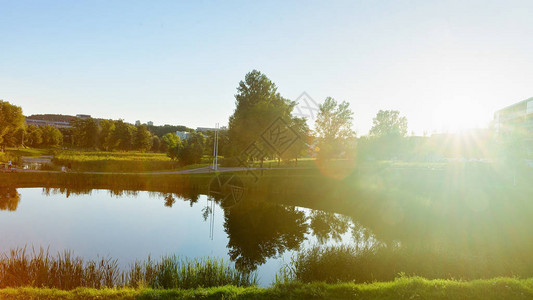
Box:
[0,99,224,166]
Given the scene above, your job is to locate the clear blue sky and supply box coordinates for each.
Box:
[2,0,533,135]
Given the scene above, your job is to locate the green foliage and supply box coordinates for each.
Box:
[40,125,63,147]
[369,110,408,138]
[228,70,298,163]
[315,97,355,160]
[161,133,182,160]
[25,125,43,147]
[98,119,117,151]
[146,124,192,138]
[150,135,161,152]
[0,100,25,150]
[113,120,135,151]
[134,125,152,152]
[72,118,99,149]
[177,132,206,165]
[362,110,409,160]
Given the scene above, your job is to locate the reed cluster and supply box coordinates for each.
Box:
[0,248,257,290]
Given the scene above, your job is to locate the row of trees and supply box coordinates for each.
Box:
[226,70,411,162]
[71,118,155,152]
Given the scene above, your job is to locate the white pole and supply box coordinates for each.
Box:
[215,123,219,171]
[212,123,217,170]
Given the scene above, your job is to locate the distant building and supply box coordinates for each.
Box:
[494,97,533,155]
[176,131,190,140]
[76,114,91,119]
[147,121,153,126]
[25,118,72,129]
[135,120,141,126]
[196,126,227,132]
[494,97,533,135]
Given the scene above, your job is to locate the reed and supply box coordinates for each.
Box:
[0,247,257,290]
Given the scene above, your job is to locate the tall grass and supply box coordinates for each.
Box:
[52,151,178,172]
[0,247,257,290]
[276,243,533,284]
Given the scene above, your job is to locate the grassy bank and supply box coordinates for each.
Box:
[2,277,533,299]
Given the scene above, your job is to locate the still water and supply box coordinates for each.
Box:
[0,188,366,286]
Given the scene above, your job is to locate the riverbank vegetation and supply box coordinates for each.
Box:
[0,248,256,290]
[2,277,533,299]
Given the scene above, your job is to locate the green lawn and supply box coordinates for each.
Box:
[2,277,533,299]
[4,147,55,157]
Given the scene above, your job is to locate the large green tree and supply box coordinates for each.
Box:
[366,110,408,160]
[113,120,135,151]
[369,110,408,138]
[40,125,63,147]
[162,133,182,160]
[72,118,98,148]
[134,124,153,152]
[228,70,299,166]
[314,97,355,160]
[0,100,25,151]
[25,125,43,147]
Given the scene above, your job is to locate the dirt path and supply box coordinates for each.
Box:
[14,165,265,175]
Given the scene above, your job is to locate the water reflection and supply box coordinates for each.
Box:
[1,187,361,279]
[0,186,20,211]
[309,211,351,244]
[223,199,308,271]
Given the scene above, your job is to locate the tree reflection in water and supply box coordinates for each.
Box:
[223,199,308,271]
[0,186,20,211]
[309,211,351,244]
[19,187,371,273]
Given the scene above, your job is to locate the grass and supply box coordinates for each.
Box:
[51,150,179,172]
[4,147,54,157]
[2,277,533,299]
[0,247,257,290]
[275,244,533,285]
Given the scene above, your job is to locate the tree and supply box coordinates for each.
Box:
[113,120,135,151]
[162,133,182,160]
[0,100,25,152]
[366,110,408,160]
[151,135,161,152]
[72,118,98,148]
[177,132,206,165]
[314,97,355,160]
[280,117,310,165]
[228,70,298,166]
[26,125,43,147]
[40,125,63,147]
[134,125,153,152]
[369,110,408,138]
[98,119,116,151]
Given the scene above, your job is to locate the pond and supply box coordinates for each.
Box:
[0,187,370,286]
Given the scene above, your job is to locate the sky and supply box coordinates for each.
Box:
[1,0,533,135]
